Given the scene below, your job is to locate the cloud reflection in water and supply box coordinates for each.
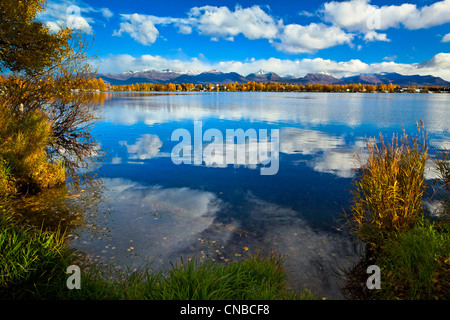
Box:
[119,134,163,160]
[73,178,235,270]
[73,177,360,299]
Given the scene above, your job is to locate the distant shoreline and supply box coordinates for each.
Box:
[101,82,450,94]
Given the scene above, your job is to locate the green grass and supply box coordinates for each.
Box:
[373,220,449,300]
[60,254,316,300]
[0,211,314,300]
[0,214,75,299]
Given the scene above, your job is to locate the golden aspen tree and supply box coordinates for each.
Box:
[97,78,106,91]
[0,0,102,175]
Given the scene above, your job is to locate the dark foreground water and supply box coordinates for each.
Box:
[64,91,450,299]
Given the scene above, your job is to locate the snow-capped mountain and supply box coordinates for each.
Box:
[97,69,450,87]
[246,70,283,82]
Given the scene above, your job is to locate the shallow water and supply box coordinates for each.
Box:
[63,91,450,299]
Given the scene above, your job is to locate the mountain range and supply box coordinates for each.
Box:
[98,69,450,87]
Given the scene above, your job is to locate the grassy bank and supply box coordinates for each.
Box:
[61,253,315,300]
[0,213,74,299]
[373,219,449,299]
[343,122,450,300]
[0,208,313,300]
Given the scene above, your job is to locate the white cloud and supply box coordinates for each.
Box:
[46,21,63,33]
[442,33,450,42]
[39,0,94,33]
[95,52,450,82]
[383,55,398,61]
[100,7,113,19]
[111,3,428,51]
[363,31,390,42]
[110,5,356,53]
[113,14,160,46]
[298,10,314,17]
[417,52,450,71]
[38,0,114,33]
[144,15,194,35]
[402,0,450,29]
[188,5,280,40]
[177,24,193,35]
[322,0,379,31]
[112,13,197,44]
[66,13,93,33]
[365,54,450,81]
[98,54,208,75]
[322,0,450,32]
[273,23,354,53]
[111,5,279,44]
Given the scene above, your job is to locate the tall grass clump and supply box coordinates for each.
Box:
[0,214,74,299]
[351,121,429,250]
[0,100,65,197]
[342,122,450,300]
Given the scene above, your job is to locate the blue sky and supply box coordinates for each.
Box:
[39,0,450,80]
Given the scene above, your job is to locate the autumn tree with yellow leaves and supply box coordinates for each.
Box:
[0,0,102,195]
[110,81,404,94]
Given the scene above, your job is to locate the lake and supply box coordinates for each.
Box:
[67,91,450,299]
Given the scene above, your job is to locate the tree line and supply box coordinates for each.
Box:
[107,81,441,93]
[109,81,398,93]
[3,75,446,94]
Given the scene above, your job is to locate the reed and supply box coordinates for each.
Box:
[350,121,429,250]
[342,122,450,300]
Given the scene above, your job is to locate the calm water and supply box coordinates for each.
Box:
[68,91,450,299]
